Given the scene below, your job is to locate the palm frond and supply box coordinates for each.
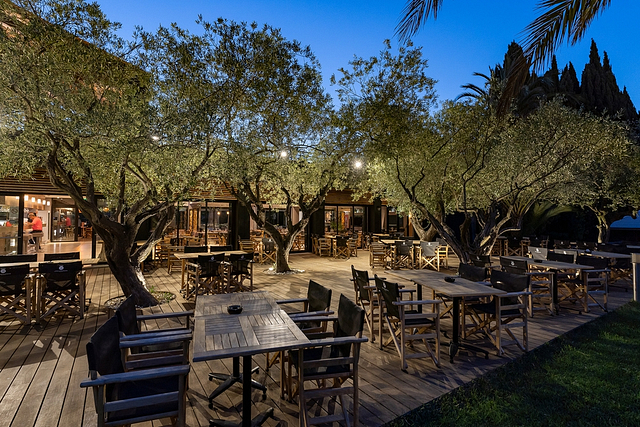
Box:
[395,0,444,42]
[522,0,612,71]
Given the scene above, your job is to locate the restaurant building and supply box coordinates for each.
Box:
[0,171,412,256]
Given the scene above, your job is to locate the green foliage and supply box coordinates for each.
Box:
[337,40,633,258]
[386,302,640,427]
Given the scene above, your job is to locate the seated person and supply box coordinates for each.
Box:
[26,211,43,246]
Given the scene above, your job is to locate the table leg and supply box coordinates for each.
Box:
[181,259,186,291]
[551,271,559,315]
[448,296,489,362]
[449,296,460,362]
[208,356,272,427]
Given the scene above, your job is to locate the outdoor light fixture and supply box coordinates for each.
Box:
[280,150,288,158]
[354,160,363,169]
[151,135,160,141]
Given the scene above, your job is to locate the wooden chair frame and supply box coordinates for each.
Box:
[375,276,441,370]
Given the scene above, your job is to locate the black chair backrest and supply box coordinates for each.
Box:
[420,241,437,257]
[469,254,491,267]
[196,254,224,276]
[352,266,372,303]
[576,255,609,270]
[375,275,401,319]
[307,280,332,313]
[490,269,530,305]
[184,246,208,253]
[395,240,412,255]
[333,294,365,357]
[547,251,574,264]
[0,264,30,297]
[228,252,253,274]
[261,238,275,252]
[458,263,487,282]
[528,246,548,260]
[336,236,349,247]
[500,257,528,274]
[554,240,571,249]
[44,252,80,261]
[38,261,82,291]
[115,296,139,336]
[0,254,37,263]
[86,316,125,376]
[209,245,232,252]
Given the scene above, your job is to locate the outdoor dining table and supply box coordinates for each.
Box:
[0,257,101,271]
[173,250,247,290]
[589,250,632,259]
[388,269,506,362]
[501,256,594,314]
[193,291,310,427]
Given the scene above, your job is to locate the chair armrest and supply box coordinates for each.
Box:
[499,291,533,298]
[276,297,308,305]
[137,310,194,322]
[119,333,191,349]
[306,336,369,347]
[292,315,338,324]
[120,329,192,341]
[289,310,334,319]
[80,365,190,387]
[393,299,441,306]
[526,271,554,277]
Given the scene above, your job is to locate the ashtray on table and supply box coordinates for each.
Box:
[227,305,243,314]
[444,276,456,283]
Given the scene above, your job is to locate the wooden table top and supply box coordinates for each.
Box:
[0,258,101,269]
[388,270,506,298]
[501,256,594,271]
[380,239,421,245]
[590,250,632,259]
[173,250,248,260]
[192,291,310,362]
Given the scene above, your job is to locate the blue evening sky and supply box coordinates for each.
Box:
[96,0,640,109]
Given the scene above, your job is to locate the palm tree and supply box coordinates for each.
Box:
[396,0,613,114]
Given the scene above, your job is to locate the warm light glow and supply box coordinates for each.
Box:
[217,211,221,215]
[280,150,288,158]
[24,194,28,201]
[37,199,41,204]
[31,197,35,202]
[15,196,19,200]
[151,135,160,141]
[354,160,363,169]
[47,201,50,206]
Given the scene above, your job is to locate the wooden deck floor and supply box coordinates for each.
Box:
[0,250,632,427]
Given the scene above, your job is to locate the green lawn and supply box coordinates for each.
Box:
[386,302,640,427]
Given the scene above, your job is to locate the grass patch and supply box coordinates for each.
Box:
[385,302,640,427]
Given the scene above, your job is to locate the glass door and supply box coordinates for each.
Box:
[0,195,20,255]
[51,205,76,242]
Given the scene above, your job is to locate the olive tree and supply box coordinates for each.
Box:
[193,20,356,272]
[337,42,630,262]
[0,1,230,305]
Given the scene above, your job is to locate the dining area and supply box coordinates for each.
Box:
[0,243,634,427]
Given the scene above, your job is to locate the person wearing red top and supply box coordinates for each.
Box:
[27,212,43,232]
[26,211,43,247]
